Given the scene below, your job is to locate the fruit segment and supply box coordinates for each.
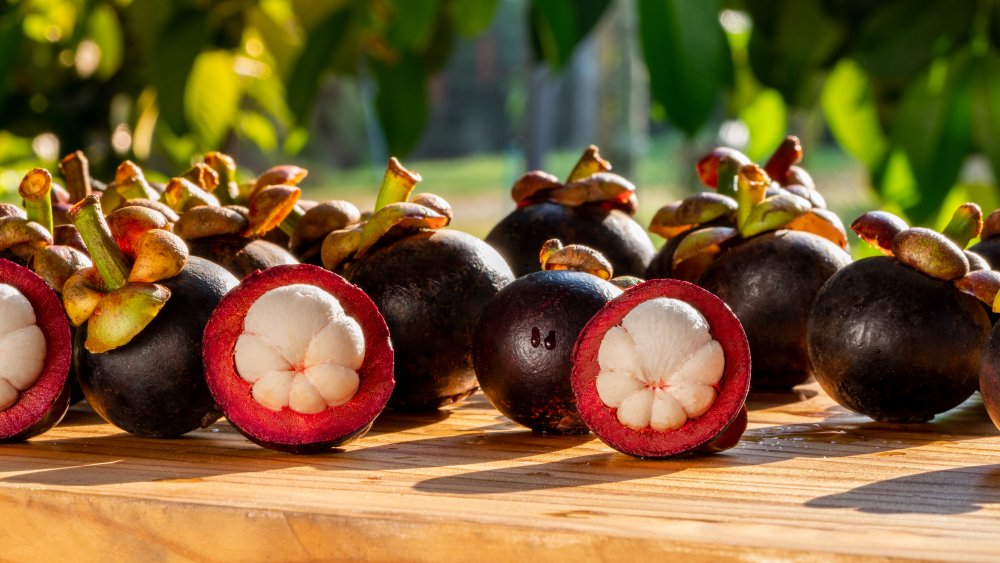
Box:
[596,298,724,431]
[0,284,46,410]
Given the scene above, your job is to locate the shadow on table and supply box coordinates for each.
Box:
[413,450,685,494]
[805,464,1000,515]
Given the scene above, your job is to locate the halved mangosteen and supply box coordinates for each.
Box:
[571,278,750,458]
[203,264,393,453]
[809,206,994,422]
[0,258,72,440]
[473,240,625,433]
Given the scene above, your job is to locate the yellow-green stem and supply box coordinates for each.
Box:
[279,205,302,236]
[19,168,54,234]
[67,195,131,291]
[373,157,421,212]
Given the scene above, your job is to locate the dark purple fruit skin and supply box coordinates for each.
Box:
[808,256,990,423]
[485,203,654,277]
[969,239,1000,268]
[77,257,238,437]
[979,324,1000,430]
[698,230,851,389]
[347,229,514,410]
[187,236,297,279]
[473,270,621,434]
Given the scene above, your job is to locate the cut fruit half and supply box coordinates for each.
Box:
[571,278,750,458]
[203,264,393,453]
[0,259,72,440]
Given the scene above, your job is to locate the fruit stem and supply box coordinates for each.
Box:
[115,161,157,201]
[67,195,131,291]
[19,168,54,234]
[566,145,611,183]
[736,164,769,233]
[204,152,239,205]
[374,157,422,212]
[59,151,93,203]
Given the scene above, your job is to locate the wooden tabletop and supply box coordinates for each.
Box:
[2,383,999,562]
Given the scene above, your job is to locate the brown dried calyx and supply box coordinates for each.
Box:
[510,146,638,215]
[649,138,847,281]
[321,158,449,272]
[853,204,1000,311]
[64,195,189,353]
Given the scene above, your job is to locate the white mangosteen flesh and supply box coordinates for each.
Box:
[595,297,724,431]
[234,284,364,414]
[0,283,47,411]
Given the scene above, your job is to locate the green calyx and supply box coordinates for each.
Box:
[321,158,449,272]
[539,238,613,280]
[66,195,188,352]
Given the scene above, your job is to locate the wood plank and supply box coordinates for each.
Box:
[2,383,1000,562]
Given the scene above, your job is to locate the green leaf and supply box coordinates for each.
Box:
[638,0,732,136]
[150,10,210,136]
[855,0,975,80]
[971,51,1000,190]
[87,4,124,80]
[371,51,428,156]
[890,52,973,223]
[740,88,786,162]
[449,0,499,36]
[238,111,278,152]
[821,59,888,170]
[385,0,440,50]
[746,0,843,106]
[286,8,352,126]
[185,51,241,150]
[530,0,610,70]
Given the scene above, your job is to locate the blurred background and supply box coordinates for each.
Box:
[0,0,997,246]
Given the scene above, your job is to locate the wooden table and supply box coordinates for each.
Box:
[2,383,999,562]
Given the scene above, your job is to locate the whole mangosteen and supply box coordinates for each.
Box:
[485,146,654,277]
[809,206,994,422]
[571,278,751,458]
[65,195,238,437]
[473,240,625,433]
[646,139,850,389]
[321,158,514,410]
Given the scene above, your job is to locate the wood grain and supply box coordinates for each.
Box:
[2,383,1000,562]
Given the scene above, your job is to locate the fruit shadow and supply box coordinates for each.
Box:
[729,393,995,468]
[805,464,1000,515]
[0,425,357,487]
[746,386,819,410]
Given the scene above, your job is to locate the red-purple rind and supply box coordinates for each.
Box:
[571,278,751,458]
[0,258,72,440]
[202,264,394,453]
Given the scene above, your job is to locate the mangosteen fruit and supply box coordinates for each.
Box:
[646,140,850,389]
[203,264,393,453]
[0,258,73,440]
[322,158,514,409]
[485,146,654,277]
[571,278,751,458]
[65,195,238,437]
[809,206,994,422]
[473,240,625,433]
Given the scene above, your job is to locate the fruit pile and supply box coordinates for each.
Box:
[3,139,1000,460]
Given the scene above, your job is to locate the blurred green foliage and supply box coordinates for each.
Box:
[1,0,998,225]
[0,0,498,177]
